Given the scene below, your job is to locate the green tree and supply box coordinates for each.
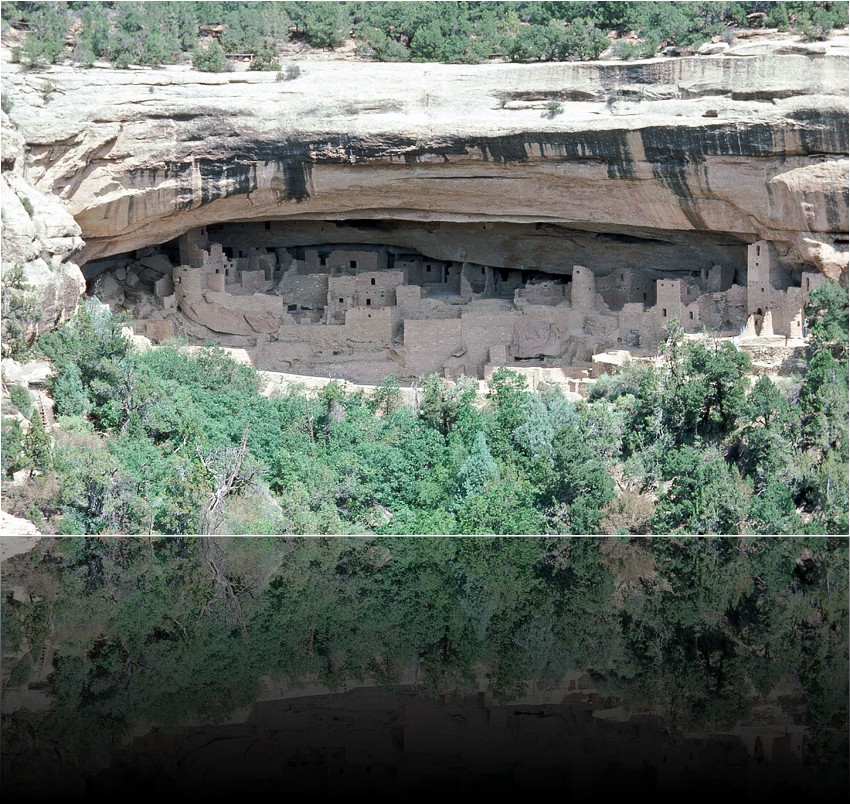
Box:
[192,39,228,72]
[21,414,52,477]
[547,422,615,533]
[21,1,68,66]
[456,430,497,499]
[1,263,39,358]
[1,417,25,477]
[290,1,351,48]
[652,447,750,534]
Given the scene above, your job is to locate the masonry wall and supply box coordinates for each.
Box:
[344,306,399,343]
[328,249,388,274]
[178,227,208,268]
[327,276,357,323]
[461,306,519,378]
[279,274,329,307]
[403,318,463,376]
[516,282,567,306]
[655,279,684,327]
[571,265,597,310]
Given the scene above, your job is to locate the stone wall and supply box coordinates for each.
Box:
[403,318,464,376]
[279,273,328,307]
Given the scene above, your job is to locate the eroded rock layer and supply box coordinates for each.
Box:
[2,47,848,281]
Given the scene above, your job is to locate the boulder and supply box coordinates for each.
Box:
[139,253,174,275]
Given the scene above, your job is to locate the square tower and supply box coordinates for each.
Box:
[747,240,772,315]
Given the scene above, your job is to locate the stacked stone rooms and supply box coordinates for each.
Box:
[86,220,827,387]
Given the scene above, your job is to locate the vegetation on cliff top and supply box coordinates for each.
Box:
[2,281,847,535]
[2,2,847,69]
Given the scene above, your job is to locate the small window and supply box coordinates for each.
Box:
[761,287,765,292]
[370,277,376,285]
[366,299,371,306]
[689,311,694,320]
[662,308,667,317]
[426,265,431,272]
[350,260,357,269]
[756,245,760,256]
[338,298,344,304]
[806,278,810,289]
[643,292,647,301]
[481,267,486,275]
[265,222,271,230]
[620,273,624,281]
[367,313,371,318]
[320,256,326,266]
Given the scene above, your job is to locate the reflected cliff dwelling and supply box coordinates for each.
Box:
[83,684,807,797]
[84,219,829,390]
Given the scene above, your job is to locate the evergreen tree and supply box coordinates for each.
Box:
[22,413,52,477]
[456,431,497,499]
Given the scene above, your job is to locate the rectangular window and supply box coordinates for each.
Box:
[320,257,326,266]
[350,260,357,269]
[366,299,371,306]
[756,245,760,256]
[689,311,694,320]
[338,298,344,304]
[265,222,271,230]
[370,277,376,285]
[662,308,667,317]
[426,265,431,272]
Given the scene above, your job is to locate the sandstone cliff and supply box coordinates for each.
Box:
[1,38,847,303]
[1,109,85,344]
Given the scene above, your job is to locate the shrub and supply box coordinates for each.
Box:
[20,196,33,216]
[248,39,280,71]
[9,385,33,418]
[1,91,12,114]
[1,417,25,477]
[1,263,39,358]
[192,39,228,72]
[541,101,564,119]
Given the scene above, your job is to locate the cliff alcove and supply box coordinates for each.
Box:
[84,217,798,385]
[3,43,848,382]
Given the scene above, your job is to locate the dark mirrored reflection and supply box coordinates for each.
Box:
[2,537,847,799]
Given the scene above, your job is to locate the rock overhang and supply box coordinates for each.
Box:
[2,49,847,279]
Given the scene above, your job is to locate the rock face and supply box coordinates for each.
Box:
[2,41,847,286]
[1,110,85,345]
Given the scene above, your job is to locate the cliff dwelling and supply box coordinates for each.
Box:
[83,219,828,387]
[4,45,847,389]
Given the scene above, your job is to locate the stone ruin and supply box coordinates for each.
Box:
[86,221,828,389]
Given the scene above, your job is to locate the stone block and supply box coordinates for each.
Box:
[94,273,125,305]
[139,268,163,284]
[244,310,282,334]
[140,254,173,275]
[145,319,176,344]
[489,344,508,364]
[206,273,226,292]
[154,275,174,298]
